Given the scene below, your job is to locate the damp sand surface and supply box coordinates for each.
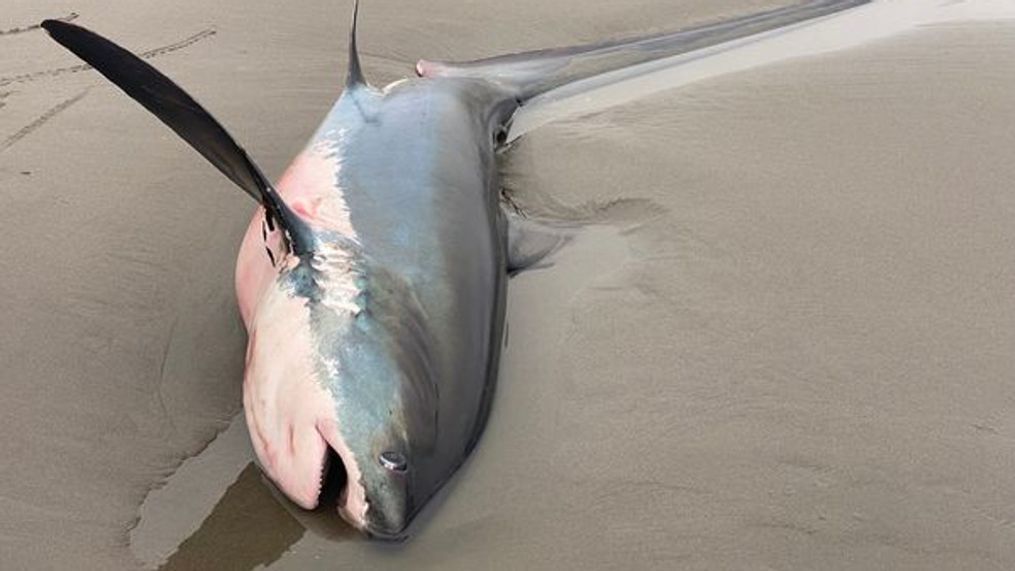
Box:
[3,1,1015,569]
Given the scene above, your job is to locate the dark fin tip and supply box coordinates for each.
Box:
[346,0,366,87]
[40,17,315,257]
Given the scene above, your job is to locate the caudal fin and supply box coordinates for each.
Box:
[416,0,870,99]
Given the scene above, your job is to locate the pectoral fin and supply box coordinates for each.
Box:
[41,19,312,255]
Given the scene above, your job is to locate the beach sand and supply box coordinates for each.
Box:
[2,1,1014,569]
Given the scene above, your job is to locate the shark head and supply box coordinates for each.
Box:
[241,234,437,540]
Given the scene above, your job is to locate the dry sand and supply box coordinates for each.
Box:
[2,1,1015,569]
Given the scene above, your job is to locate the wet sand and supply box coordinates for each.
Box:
[3,1,1015,569]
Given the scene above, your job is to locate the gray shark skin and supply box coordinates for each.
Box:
[272,79,518,538]
[41,0,869,540]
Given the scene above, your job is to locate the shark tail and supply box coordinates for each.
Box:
[415,0,870,100]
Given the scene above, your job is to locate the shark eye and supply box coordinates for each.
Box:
[379,451,407,472]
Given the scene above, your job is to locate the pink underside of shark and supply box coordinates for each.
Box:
[234,145,369,528]
[235,145,353,327]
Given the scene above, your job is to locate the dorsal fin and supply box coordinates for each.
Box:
[346,0,366,88]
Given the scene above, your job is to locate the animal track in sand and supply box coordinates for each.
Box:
[0,12,78,37]
[0,27,217,87]
[0,90,88,152]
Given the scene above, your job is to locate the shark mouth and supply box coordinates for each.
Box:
[316,422,369,530]
[317,448,348,507]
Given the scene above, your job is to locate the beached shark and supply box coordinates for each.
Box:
[43,0,868,539]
